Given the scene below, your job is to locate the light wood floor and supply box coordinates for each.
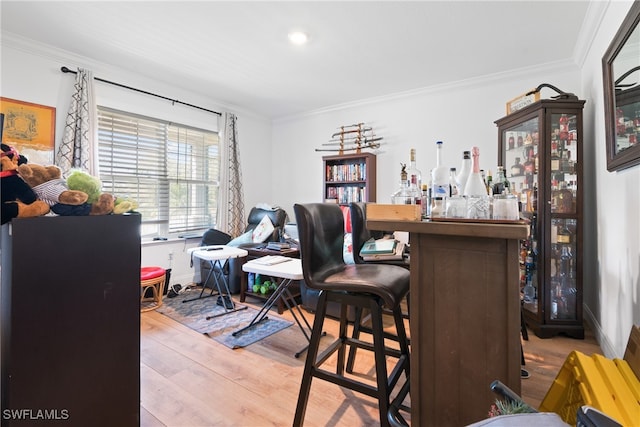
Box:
[140,296,602,427]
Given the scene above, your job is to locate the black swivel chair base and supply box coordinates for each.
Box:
[293,290,410,427]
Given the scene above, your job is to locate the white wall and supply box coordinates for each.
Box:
[1,37,273,287]
[580,1,639,358]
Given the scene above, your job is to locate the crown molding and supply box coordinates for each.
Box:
[1,31,269,123]
[275,58,580,124]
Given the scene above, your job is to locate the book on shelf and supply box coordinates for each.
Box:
[361,242,405,261]
[359,238,397,255]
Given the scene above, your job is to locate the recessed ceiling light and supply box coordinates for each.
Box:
[288,31,309,46]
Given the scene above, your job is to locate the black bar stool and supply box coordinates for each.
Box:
[293,203,411,427]
[347,202,410,374]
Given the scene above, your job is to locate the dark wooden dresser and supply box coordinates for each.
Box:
[1,215,141,426]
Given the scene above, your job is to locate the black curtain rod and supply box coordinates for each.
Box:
[60,66,221,117]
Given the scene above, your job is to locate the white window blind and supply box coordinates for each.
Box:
[97,107,220,236]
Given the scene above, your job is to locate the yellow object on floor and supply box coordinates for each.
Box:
[539,350,640,426]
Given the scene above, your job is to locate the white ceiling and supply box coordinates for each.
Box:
[1,1,595,120]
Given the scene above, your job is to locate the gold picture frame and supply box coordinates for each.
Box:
[1,97,56,164]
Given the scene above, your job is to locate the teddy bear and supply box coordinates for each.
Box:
[17,163,115,216]
[1,143,50,225]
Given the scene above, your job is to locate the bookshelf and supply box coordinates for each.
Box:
[323,152,376,205]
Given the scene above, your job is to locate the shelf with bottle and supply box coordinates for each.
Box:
[521,212,539,313]
[549,217,578,321]
[505,127,539,151]
[550,178,576,214]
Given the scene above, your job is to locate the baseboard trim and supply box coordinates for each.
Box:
[583,303,617,358]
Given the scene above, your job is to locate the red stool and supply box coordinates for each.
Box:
[140,266,167,312]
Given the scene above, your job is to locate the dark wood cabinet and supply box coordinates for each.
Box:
[323,152,376,204]
[496,99,586,339]
[1,215,141,426]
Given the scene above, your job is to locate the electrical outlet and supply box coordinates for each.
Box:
[168,251,174,261]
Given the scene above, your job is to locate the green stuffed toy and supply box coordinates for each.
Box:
[113,196,139,214]
[66,170,103,204]
[66,170,138,215]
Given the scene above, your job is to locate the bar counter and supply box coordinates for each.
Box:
[367,218,528,426]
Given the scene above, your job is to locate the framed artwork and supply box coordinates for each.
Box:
[602,1,640,172]
[0,97,56,164]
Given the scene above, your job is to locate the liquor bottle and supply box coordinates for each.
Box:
[560,149,573,173]
[510,157,525,177]
[492,166,507,195]
[559,114,569,141]
[463,147,488,196]
[421,184,430,219]
[407,148,422,201]
[531,182,538,211]
[550,280,561,320]
[557,245,573,319]
[551,138,561,172]
[523,245,536,302]
[523,143,535,169]
[455,150,471,195]
[449,167,459,196]
[520,183,530,211]
[485,169,493,195]
[552,181,574,213]
[431,141,449,200]
[391,164,414,204]
[556,220,572,245]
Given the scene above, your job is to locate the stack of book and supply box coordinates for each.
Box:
[266,241,291,251]
[359,238,405,261]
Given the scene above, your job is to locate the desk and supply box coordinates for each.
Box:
[237,258,313,358]
[240,246,300,313]
[187,245,248,317]
[367,218,528,427]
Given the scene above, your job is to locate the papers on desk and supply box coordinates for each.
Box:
[249,255,292,266]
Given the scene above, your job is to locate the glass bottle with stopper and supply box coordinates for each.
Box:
[407,148,422,204]
[455,150,471,195]
[464,147,488,196]
[431,141,449,200]
[391,163,414,204]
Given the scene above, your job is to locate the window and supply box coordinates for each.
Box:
[97,107,220,237]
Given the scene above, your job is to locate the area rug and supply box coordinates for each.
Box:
[157,289,293,349]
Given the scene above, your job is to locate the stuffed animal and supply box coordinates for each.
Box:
[1,144,50,225]
[66,170,102,204]
[17,163,115,216]
[113,196,139,215]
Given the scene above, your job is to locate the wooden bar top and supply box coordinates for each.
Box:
[367,218,528,240]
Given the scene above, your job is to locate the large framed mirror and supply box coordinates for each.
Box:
[603,1,640,172]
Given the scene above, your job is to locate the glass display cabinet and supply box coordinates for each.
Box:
[496,98,586,339]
